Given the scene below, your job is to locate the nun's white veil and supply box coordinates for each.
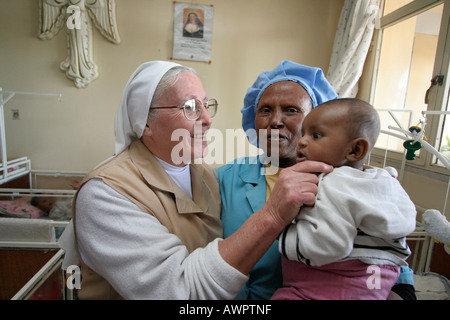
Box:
[59,61,182,267]
[114,60,181,155]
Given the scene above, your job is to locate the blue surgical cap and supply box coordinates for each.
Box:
[241,60,337,145]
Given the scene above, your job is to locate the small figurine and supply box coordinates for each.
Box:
[403,140,422,160]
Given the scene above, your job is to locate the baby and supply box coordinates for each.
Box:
[31,180,80,220]
[272,98,417,300]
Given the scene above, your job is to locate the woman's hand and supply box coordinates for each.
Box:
[264,160,333,229]
[218,160,332,275]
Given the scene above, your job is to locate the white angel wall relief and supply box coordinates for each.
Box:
[38,0,120,88]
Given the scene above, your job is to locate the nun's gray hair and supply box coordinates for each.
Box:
[148,66,196,118]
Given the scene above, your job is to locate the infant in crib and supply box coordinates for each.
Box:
[31,197,71,220]
[272,98,417,300]
[31,180,80,220]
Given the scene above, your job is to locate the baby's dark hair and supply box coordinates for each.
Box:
[320,98,380,150]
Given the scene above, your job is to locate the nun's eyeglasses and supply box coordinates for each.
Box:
[152,98,218,121]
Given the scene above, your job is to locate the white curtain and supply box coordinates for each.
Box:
[327,0,380,97]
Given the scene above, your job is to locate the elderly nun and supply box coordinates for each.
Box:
[68,61,332,299]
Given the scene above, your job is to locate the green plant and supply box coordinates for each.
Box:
[441,135,450,152]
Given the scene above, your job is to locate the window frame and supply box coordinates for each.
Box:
[367,0,450,177]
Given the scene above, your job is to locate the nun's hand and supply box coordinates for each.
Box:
[264,160,333,228]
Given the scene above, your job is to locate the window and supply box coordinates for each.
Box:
[369,0,450,174]
[383,0,415,15]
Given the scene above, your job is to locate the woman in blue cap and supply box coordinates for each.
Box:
[216,60,338,299]
[216,60,416,300]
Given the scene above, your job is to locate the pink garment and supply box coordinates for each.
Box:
[0,197,45,218]
[271,257,400,300]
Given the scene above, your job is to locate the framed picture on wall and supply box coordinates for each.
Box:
[172,2,214,63]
